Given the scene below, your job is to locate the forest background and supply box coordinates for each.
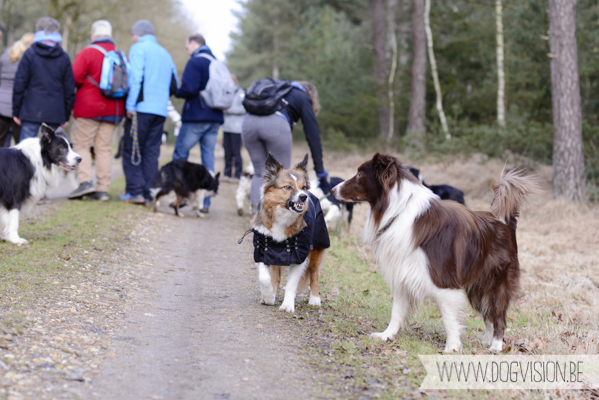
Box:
[2,0,598,201]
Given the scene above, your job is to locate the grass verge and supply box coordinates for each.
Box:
[284,233,592,400]
[0,176,144,334]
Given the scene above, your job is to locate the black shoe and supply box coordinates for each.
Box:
[89,191,109,201]
[199,208,209,214]
[68,181,95,199]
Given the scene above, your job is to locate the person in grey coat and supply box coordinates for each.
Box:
[222,75,245,181]
[0,33,33,147]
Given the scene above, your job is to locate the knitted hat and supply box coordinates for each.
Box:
[131,20,154,36]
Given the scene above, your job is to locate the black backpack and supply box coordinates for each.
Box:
[242,78,293,115]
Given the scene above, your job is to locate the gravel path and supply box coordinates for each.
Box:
[87,179,322,399]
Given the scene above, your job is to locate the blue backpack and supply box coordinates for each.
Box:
[86,45,131,99]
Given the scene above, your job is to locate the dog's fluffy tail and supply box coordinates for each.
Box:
[490,169,539,229]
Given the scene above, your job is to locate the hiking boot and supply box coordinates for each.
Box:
[199,208,209,214]
[119,193,145,204]
[90,191,109,202]
[68,181,95,199]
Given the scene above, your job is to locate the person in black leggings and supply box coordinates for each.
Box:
[241,81,329,212]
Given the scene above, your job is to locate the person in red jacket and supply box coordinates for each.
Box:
[68,20,125,201]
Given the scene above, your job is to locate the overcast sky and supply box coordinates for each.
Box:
[179,0,242,61]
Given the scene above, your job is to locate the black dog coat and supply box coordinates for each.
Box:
[247,193,330,266]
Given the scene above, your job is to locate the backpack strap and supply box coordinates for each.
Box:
[86,44,108,88]
[196,53,215,62]
[87,44,108,55]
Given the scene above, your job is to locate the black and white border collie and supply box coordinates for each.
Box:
[332,153,538,352]
[0,124,81,244]
[408,167,466,205]
[309,177,355,233]
[151,159,220,217]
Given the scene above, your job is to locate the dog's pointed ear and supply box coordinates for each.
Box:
[215,172,221,180]
[372,153,398,190]
[39,123,55,143]
[264,153,283,178]
[294,153,309,173]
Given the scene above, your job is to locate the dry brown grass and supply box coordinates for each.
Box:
[297,145,599,359]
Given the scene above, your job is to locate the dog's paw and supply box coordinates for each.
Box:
[8,237,28,245]
[308,294,321,306]
[444,342,463,353]
[279,303,295,313]
[261,294,276,306]
[488,338,503,353]
[370,331,395,342]
[196,211,206,218]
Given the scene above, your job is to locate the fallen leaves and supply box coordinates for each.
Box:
[0,212,163,399]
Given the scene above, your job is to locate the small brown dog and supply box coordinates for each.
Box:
[251,153,329,313]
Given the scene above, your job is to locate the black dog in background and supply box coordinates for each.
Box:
[152,160,220,217]
[408,167,466,206]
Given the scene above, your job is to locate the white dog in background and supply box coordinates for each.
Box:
[236,163,254,216]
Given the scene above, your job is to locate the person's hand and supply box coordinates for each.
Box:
[13,117,21,126]
[126,110,136,119]
[318,177,331,195]
[316,169,331,195]
[60,121,68,128]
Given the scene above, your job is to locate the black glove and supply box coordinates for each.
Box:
[318,176,331,196]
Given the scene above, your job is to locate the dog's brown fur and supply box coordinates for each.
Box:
[253,153,326,309]
[333,153,539,350]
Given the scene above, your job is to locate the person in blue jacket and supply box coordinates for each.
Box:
[173,33,224,213]
[120,20,178,206]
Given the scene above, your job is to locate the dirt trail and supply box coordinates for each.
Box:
[86,177,322,399]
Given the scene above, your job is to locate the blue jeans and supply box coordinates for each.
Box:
[20,122,60,142]
[122,113,166,200]
[173,122,220,209]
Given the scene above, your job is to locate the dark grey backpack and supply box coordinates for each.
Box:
[242,78,293,115]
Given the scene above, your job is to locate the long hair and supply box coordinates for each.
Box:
[9,33,34,63]
[297,81,321,116]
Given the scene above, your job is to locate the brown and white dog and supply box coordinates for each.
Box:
[332,153,538,352]
[252,153,327,313]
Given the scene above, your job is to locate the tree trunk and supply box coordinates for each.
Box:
[424,0,449,139]
[549,0,587,202]
[370,0,390,139]
[496,0,506,127]
[62,13,71,52]
[386,0,398,143]
[407,0,427,144]
[273,31,279,80]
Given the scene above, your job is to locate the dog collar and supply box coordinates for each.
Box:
[376,215,398,240]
